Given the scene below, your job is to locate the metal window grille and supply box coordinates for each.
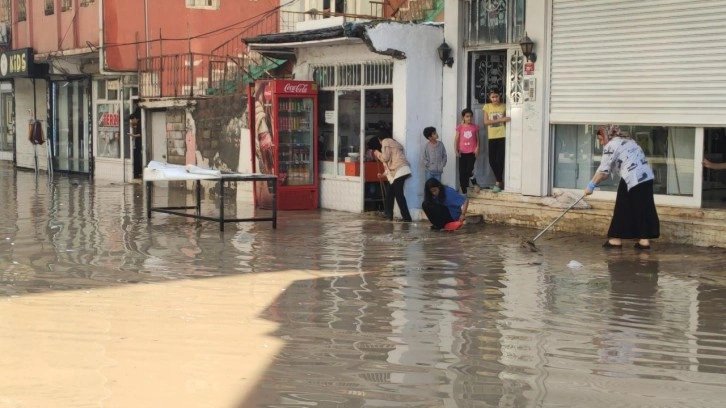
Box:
[465,0,525,46]
[186,0,217,7]
[363,61,393,86]
[17,0,25,21]
[1,0,9,21]
[338,64,361,87]
[312,61,393,89]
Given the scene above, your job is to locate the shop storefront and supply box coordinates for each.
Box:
[92,76,139,182]
[549,0,726,209]
[0,48,49,166]
[0,81,12,162]
[247,22,445,217]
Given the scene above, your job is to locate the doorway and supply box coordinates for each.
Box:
[50,80,90,173]
[469,51,507,188]
[703,127,726,209]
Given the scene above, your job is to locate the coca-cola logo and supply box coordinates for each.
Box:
[283,83,309,94]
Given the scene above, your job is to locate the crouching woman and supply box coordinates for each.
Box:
[422,178,469,230]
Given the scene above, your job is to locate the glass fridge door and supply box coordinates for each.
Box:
[277,97,314,186]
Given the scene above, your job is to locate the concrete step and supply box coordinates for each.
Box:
[467,190,726,248]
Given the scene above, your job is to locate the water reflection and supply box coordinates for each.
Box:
[2,163,726,407]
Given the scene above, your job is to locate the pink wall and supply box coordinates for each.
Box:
[104,0,280,71]
[12,0,99,55]
[10,0,279,72]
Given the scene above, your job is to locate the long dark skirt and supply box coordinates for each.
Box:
[608,179,660,239]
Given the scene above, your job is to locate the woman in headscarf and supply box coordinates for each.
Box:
[584,125,660,249]
[374,129,412,222]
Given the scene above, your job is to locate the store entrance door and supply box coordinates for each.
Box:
[469,51,507,188]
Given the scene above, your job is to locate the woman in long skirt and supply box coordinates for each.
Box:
[584,125,660,249]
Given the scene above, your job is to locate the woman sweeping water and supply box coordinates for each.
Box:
[584,125,660,249]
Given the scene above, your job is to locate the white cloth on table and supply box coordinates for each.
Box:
[144,161,218,181]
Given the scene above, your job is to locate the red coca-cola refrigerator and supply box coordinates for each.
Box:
[249,79,319,210]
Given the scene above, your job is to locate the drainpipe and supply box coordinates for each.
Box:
[98,0,108,75]
[144,0,150,59]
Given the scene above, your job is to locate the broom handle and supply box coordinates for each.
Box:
[531,195,585,243]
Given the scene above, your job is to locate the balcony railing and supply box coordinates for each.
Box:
[137,0,442,98]
[279,0,440,32]
[139,53,232,98]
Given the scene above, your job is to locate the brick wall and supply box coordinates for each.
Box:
[165,109,186,165]
[192,95,245,172]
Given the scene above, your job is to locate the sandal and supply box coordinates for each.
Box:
[634,243,651,250]
[602,240,623,248]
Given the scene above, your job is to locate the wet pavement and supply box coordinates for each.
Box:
[2,163,726,407]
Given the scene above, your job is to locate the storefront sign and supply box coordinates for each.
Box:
[99,112,120,127]
[0,48,40,78]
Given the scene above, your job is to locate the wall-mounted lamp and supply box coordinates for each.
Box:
[437,41,454,68]
[519,33,537,63]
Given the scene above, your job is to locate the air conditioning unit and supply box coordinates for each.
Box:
[0,23,9,46]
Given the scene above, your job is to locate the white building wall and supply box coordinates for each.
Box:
[446,0,550,197]
[295,23,444,218]
[14,78,49,171]
[366,23,445,210]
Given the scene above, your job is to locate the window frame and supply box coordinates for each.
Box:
[186,0,219,10]
[551,123,704,208]
[312,61,394,179]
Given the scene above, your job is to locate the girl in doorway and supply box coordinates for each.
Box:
[454,108,479,194]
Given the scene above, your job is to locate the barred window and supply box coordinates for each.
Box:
[17,0,26,22]
[312,61,393,89]
[1,1,8,21]
[186,0,219,9]
[466,0,525,46]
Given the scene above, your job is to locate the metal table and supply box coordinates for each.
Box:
[146,173,277,231]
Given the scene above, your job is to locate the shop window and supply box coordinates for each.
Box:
[466,0,525,46]
[553,124,696,197]
[0,92,13,153]
[703,128,726,209]
[313,62,393,178]
[96,103,121,159]
[186,0,219,9]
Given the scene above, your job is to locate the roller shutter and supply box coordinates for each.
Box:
[551,0,726,125]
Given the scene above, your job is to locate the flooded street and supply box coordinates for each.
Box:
[3,164,726,407]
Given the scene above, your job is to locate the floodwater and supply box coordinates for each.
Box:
[2,164,726,408]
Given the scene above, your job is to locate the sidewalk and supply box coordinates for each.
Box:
[467,189,726,248]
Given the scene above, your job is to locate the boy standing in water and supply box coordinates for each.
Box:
[483,89,510,192]
[422,126,447,182]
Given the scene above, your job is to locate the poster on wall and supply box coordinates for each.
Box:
[97,103,121,158]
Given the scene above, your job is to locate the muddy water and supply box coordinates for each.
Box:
[2,164,726,407]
